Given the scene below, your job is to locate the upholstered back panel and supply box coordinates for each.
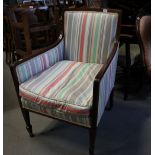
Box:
[64,11,118,64]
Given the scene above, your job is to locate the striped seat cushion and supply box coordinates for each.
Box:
[19,61,102,123]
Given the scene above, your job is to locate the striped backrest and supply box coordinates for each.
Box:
[64,11,118,64]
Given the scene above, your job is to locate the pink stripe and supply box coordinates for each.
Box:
[40,62,76,96]
[26,63,59,90]
[79,14,87,61]
[20,91,89,115]
[89,16,96,60]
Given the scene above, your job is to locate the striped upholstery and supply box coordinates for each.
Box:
[19,61,103,127]
[21,98,91,127]
[64,11,118,64]
[16,39,64,84]
[97,47,119,125]
[15,11,120,128]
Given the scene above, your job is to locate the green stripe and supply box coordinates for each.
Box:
[91,14,100,62]
[83,14,91,62]
[56,63,92,99]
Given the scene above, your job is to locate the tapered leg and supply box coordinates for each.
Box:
[124,43,131,100]
[21,109,34,137]
[89,127,97,155]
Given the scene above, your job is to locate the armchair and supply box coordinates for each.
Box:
[136,15,151,78]
[10,8,121,155]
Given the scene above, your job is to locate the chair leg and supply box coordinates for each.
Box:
[21,109,34,137]
[89,127,97,155]
[124,42,131,100]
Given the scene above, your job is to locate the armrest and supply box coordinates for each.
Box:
[95,42,119,81]
[91,42,119,127]
[10,35,64,85]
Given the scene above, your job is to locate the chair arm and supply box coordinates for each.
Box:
[10,35,64,85]
[91,42,119,127]
[95,42,119,81]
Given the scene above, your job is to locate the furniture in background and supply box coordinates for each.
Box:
[136,15,151,78]
[19,0,45,6]
[10,8,121,155]
[119,25,139,100]
[3,5,15,65]
[55,0,86,19]
[44,0,87,40]
[87,0,102,8]
[8,6,57,61]
[102,0,150,100]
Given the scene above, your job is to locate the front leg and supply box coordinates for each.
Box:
[21,109,34,137]
[89,127,97,155]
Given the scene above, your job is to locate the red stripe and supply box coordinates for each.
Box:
[20,91,89,115]
[89,16,96,60]
[26,62,58,90]
[40,62,76,96]
[79,14,87,61]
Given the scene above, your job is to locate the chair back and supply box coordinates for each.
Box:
[8,6,55,57]
[64,9,120,64]
[11,6,49,25]
[136,15,151,76]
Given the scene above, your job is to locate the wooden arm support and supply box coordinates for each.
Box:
[95,42,119,81]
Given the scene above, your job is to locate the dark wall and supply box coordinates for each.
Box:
[4,0,17,5]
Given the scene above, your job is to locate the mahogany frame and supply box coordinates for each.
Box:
[10,8,121,155]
